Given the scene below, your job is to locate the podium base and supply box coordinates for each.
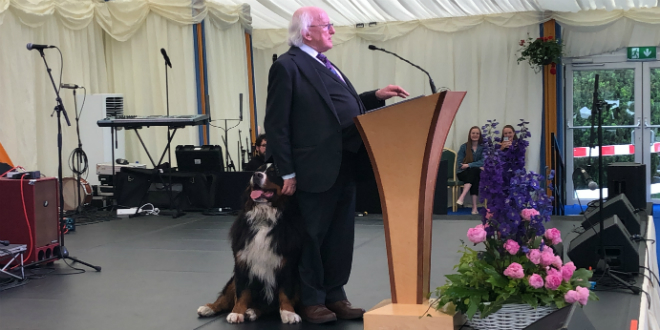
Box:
[364,299,458,330]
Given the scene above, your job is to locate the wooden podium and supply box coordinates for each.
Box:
[354,92,465,329]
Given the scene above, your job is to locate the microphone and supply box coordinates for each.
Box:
[368,45,436,94]
[576,167,598,190]
[26,43,55,51]
[61,83,80,89]
[272,54,278,63]
[160,48,172,68]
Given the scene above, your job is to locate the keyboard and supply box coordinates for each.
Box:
[97,114,210,128]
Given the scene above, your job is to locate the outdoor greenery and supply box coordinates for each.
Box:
[571,69,660,191]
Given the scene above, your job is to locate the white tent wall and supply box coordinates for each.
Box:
[104,13,198,168]
[0,0,251,177]
[0,8,108,177]
[204,20,251,170]
[253,22,544,172]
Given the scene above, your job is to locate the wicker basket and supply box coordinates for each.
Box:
[467,303,557,330]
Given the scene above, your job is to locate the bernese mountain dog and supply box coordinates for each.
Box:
[197,164,304,324]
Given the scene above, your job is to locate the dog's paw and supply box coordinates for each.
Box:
[245,309,258,321]
[227,313,245,324]
[280,309,302,324]
[197,305,216,317]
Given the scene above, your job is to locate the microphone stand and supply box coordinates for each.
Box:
[590,74,638,294]
[161,51,183,218]
[215,93,243,172]
[34,47,100,272]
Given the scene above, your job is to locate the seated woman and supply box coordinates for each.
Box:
[456,126,484,215]
[499,124,518,150]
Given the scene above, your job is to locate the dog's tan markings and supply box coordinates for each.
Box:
[197,278,236,317]
[227,289,251,323]
[279,288,301,324]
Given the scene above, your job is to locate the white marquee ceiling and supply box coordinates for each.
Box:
[214,0,659,29]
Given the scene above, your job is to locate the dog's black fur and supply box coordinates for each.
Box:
[197,164,304,324]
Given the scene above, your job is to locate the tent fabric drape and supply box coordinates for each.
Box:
[0,0,250,176]
[0,0,251,41]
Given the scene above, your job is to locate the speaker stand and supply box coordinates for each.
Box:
[34,47,101,272]
[589,74,635,294]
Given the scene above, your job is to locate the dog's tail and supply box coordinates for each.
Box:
[197,275,236,317]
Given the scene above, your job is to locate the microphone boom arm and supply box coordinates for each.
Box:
[370,46,437,94]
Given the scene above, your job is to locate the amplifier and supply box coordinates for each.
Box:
[0,177,60,264]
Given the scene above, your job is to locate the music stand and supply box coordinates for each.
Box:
[32,46,101,272]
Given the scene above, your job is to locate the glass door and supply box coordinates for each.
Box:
[565,61,643,205]
[642,61,660,203]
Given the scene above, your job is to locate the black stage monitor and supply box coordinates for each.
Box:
[523,303,595,330]
[581,193,640,235]
[176,145,224,173]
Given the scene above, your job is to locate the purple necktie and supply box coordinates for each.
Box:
[316,53,345,83]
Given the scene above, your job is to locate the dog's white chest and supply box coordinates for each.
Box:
[237,226,282,302]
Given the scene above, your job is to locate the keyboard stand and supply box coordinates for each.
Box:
[0,244,27,280]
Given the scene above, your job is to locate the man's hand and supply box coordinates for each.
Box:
[282,177,297,196]
[375,85,410,100]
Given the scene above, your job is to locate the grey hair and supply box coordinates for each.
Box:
[288,10,313,47]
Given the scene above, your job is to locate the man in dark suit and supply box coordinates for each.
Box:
[264,6,409,324]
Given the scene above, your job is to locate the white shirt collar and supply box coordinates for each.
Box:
[300,44,324,65]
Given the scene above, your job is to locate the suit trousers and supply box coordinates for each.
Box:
[296,150,357,306]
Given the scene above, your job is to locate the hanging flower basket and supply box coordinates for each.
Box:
[467,303,557,330]
[517,36,564,74]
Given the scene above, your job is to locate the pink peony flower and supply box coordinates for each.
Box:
[547,267,561,278]
[467,225,487,244]
[504,262,525,279]
[504,239,520,255]
[564,290,579,304]
[561,262,576,282]
[552,255,563,269]
[528,274,544,289]
[545,275,562,290]
[544,228,562,245]
[576,286,590,305]
[521,208,540,221]
[527,249,541,264]
[540,249,555,267]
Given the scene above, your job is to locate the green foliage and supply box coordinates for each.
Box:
[433,244,598,320]
[517,36,563,73]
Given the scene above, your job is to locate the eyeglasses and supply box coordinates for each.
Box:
[259,144,267,148]
[309,23,334,30]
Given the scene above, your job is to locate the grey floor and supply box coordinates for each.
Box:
[0,213,589,330]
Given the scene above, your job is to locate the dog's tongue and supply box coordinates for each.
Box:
[251,190,274,200]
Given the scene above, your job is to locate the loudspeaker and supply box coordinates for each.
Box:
[607,162,646,210]
[568,215,639,273]
[581,193,640,235]
[523,303,595,330]
[0,177,60,264]
[176,145,224,173]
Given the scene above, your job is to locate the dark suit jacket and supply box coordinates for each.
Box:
[264,46,384,193]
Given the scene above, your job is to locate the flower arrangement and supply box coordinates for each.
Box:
[517,36,564,74]
[434,120,597,321]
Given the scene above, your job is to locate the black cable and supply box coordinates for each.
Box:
[0,278,29,292]
[640,266,660,287]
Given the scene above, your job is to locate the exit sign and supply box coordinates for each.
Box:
[627,47,657,60]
